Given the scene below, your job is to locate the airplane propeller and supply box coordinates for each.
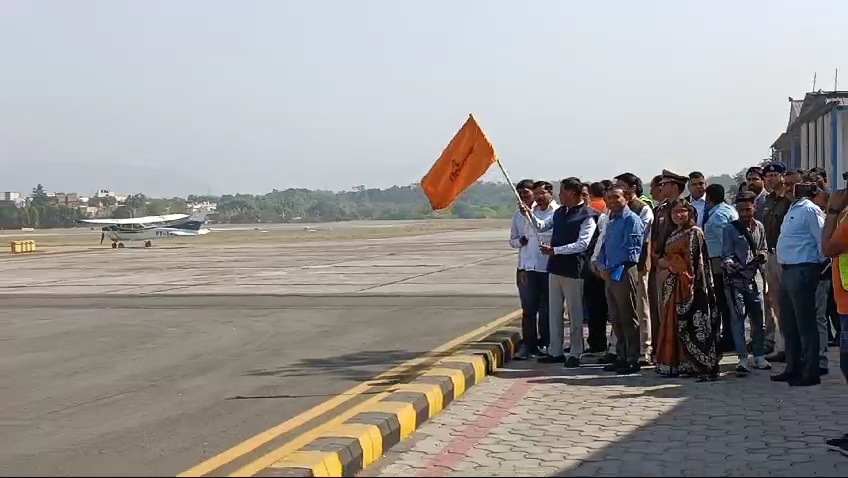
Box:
[100,232,105,244]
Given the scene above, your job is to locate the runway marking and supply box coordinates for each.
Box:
[177,309,521,477]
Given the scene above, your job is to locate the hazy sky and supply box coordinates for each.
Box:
[2,0,847,194]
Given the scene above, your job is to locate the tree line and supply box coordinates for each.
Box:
[0,171,746,229]
[0,184,83,229]
[0,182,520,228]
[193,182,519,224]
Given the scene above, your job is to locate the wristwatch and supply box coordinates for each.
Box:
[827,207,842,215]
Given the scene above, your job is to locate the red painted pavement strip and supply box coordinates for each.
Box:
[415,380,533,477]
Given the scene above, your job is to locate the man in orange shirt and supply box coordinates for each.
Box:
[821,187,848,455]
[588,182,607,213]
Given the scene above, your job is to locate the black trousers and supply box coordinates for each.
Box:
[584,269,609,352]
[780,263,822,380]
[712,271,734,350]
[517,269,550,350]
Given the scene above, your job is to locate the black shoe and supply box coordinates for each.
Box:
[770,372,796,382]
[789,376,821,387]
[638,358,650,367]
[617,363,641,375]
[603,361,625,372]
[513,345,530,361]
[599,353,617,364]
[765,351,785,362]
[821,367,830,376]
[538,355,565,364]
[564,356,581,368]
[825,434,848,456]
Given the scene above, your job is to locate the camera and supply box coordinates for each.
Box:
[794,182,818,198]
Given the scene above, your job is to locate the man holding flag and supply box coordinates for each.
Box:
[421,114,598,367]
[509,179,557,360]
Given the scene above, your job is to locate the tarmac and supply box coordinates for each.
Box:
[1,227,520,476]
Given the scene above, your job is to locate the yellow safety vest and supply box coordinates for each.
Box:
[836,213,848,291]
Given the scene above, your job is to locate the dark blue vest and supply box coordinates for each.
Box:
[547,203,598,279]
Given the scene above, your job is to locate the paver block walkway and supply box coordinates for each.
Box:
[363,351,848,477]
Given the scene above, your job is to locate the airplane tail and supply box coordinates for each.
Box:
[173,220,205,231]
[188,206,210,224]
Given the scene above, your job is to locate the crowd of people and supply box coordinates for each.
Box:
[509,164,848,451]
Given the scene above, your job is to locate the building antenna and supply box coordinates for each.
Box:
[812,72,817,92]
[836,68,839,91]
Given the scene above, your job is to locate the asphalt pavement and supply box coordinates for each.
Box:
[1,228,518,476]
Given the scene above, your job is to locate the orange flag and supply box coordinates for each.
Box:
[420,114,498,210]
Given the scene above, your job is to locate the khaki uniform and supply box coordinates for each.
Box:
[761,191,791,352]
[648,199,672,354]
[628,197,653,358]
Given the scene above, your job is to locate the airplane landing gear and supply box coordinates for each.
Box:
[144,241,152,248]
[111,242,117,249]
[117,242,125,248]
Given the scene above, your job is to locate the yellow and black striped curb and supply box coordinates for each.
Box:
[256,326,521,477]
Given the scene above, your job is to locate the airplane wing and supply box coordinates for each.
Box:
[77,213,189,226]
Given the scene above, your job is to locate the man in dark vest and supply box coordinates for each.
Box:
[522,177,598,368]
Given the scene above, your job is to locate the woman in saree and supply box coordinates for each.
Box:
[654,199,721,381]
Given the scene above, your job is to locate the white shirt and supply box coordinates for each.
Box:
[532,202,598,256]
[636,203,654,243]
[509,201,559,272]
[591,212,609,263]
[690,194,707,227]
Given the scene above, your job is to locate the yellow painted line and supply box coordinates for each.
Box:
[423,367,468,398]
[268,450,342,477]
[320,423,383,467]
[439,355,487,384]
[228,392,389,477]
[363,401,417,439]
[174,309,519,477]
[393,383,444,417]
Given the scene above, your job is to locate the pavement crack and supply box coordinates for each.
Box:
[226,389,389,400]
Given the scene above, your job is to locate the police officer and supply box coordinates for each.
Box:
[761,162,792,362]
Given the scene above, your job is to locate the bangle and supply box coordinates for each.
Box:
[827,207,841,215]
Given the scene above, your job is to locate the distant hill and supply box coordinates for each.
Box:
[4,161,216,197]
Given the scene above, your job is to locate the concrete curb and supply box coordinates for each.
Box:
[257,326,521,477]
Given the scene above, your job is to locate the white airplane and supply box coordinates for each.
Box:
[77,212,210,248]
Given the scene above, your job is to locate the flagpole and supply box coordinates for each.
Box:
[496,158,544,243]
[469,113,542,237]
[495,157,522,201]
